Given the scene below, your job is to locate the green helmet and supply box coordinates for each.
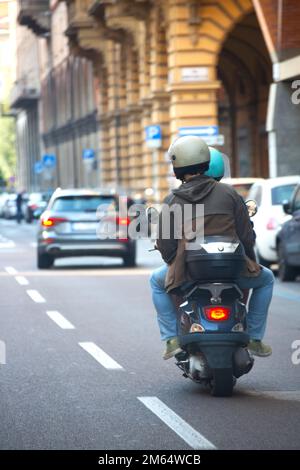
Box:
[205,147,225,180]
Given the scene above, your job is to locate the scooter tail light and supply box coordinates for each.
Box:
[204,306,231,321]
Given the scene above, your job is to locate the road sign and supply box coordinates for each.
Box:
[42,154,56,168]
[82,149,95,160]
[201,135,225,146]
[145,125,162,149]
[34,161,44,174]
[179,126,219,137]
[178,126,224,146]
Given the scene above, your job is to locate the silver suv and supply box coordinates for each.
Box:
[37,188,136,269]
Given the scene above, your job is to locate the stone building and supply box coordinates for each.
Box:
[12,0,100,190]
[13,0,300,198]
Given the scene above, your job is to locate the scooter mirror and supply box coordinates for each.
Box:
[245,199,258,218]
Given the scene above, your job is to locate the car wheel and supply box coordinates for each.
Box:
[278,243,297,282]
[37,253,54,269]
[123,249,136,267]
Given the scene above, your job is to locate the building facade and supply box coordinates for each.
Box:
[13,0,300,198]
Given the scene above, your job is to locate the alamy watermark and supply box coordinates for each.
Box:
[95,196,205,249]
[291,339,300,365]
[291,80,300,104]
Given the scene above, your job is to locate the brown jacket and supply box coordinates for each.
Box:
[156,175,260,292]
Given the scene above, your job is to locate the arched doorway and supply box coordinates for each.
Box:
[218,11,272,177]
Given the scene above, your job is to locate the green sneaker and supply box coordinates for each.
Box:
[248,339,272,357]
[163,337,182,360]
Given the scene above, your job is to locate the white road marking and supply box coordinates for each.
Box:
[138,397,216,450]
[79,342,124,370]
[247,390,300,402]
[15,276,29,286]
[5,266,18,275]
[46,311,75,330]
[0,235,15,248]
[26,289,46,303]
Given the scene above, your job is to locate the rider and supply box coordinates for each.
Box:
[150,136,274,359]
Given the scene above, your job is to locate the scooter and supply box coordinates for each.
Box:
[174,236,253,397]
[150,200,257,397]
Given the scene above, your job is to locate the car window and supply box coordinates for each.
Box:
[51,196,115,212]
[271,184,297,205]
[293,187,300,211]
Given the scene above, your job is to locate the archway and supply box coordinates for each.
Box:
[218,11,272,177]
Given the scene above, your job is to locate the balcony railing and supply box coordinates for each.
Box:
[10,78,39,109]
[18,0,50,37]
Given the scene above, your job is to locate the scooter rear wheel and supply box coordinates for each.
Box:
[210,368,234,397]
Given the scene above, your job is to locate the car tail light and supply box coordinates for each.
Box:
[266,217,278,230]
[41,216,68,227]
[204,306,231,321]
[116,216,130,226]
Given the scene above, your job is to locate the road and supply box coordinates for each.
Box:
[0,219,300,450]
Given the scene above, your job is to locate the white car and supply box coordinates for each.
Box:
[248,176,300,266]
[222,178,264,200]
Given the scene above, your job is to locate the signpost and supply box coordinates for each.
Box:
[34,161,44,174]
[145,125,162,149]
[178,126,224,146]
[42,154,56,168]
[82,149,95,161]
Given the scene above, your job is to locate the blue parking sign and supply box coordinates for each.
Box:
[145,125,162,149]
[42,154,56,168]
[82,149,95,160]
[34,161,44,174]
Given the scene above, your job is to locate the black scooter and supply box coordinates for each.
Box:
[150,200,257,397]
[174,235,254,397]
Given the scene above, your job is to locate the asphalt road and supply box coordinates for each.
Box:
[0,219,300,450]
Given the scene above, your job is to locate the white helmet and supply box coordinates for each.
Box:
[168,136,210,179]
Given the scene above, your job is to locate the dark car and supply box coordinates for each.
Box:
[276,183,300,281]
[37,188,136,269]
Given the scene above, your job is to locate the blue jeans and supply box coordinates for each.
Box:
[150,264,274,341]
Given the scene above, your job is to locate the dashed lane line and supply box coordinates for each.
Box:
[138,397,216,450]
[79,342,124,370]
[26,289,46,303]
[15,276,29,285]
[5,266,18,275]
[46,311,75,330]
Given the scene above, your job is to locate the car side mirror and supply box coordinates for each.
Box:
[245,199,258,218]
[283,200,292,215]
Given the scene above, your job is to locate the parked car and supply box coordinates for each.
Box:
[222,178,264,199]
[37,188,137,269]
[248,176,300,267]
[0,192,9,217]
[2,194,17,219]
[276,183,300,281]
